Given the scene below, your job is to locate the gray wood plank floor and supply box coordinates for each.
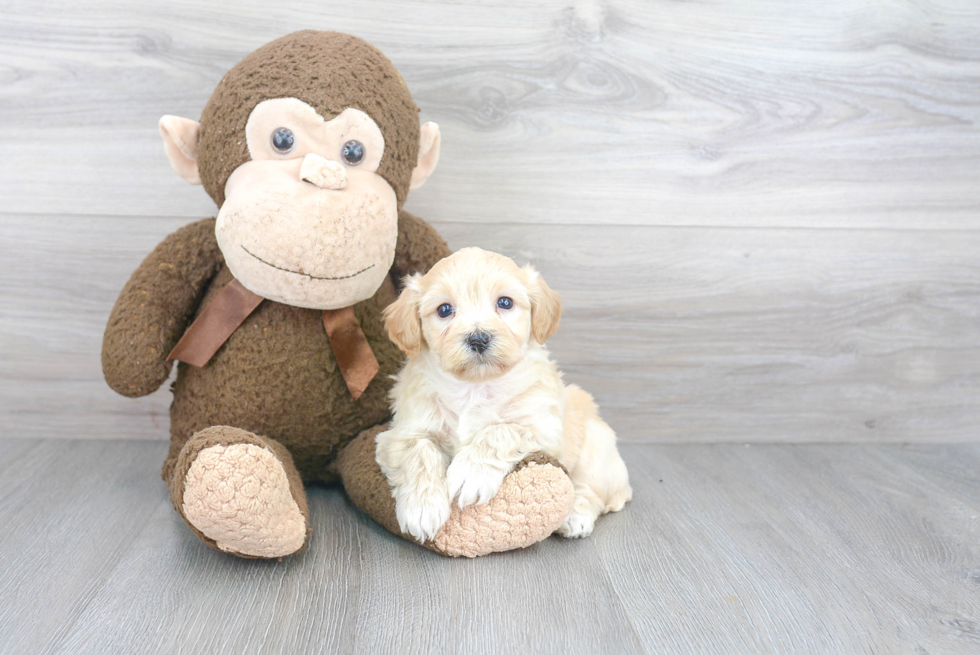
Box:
[1,439,977,654]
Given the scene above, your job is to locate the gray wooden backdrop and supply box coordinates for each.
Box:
[1,0,979,444]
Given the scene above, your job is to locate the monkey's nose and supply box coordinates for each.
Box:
[465,330,493,354]
[300,153,347,190]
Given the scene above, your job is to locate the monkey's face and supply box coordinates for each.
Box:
[214,98,397,310]
[159,32,441,310]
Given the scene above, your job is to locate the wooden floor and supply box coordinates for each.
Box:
[0,439,977,654]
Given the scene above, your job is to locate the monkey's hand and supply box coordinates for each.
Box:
[102,218,223,397]
[391,209,451,285]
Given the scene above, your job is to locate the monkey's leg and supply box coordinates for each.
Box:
[337,425,575,558]
[167,426,310,559]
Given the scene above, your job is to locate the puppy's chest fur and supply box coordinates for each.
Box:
[438,382,518,448]
[396,347,565,457]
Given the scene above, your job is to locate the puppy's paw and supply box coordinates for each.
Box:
[557,511,596,539]
[446,455,510,509]
[395,484,452,543]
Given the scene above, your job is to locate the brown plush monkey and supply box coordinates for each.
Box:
[102,31,573,559]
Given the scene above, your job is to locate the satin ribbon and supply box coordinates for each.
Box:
[167,278,263,368]
[167,279,378,400]
[321,306,380,401]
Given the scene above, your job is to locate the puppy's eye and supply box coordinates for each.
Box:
[271,127,295,154]
[437,303,454,318]
[497,297,514,310]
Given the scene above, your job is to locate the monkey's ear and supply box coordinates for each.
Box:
[525,265,562,344]
[409,122,440,191]
[383,274,424,355]
[159,115,202,185]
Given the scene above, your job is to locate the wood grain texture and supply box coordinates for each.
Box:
[0,440,977,654]
[0,0,978,227]
[3,214,978,443]
[0,439,167,655]
[594,443,980,653]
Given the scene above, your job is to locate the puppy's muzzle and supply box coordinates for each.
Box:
[465,330,493,354]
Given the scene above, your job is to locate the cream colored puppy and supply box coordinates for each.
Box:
[376,247,632,543]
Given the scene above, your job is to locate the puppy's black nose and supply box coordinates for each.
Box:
[466,330,493,354]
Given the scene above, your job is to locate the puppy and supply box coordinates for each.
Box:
[376,247,632,543]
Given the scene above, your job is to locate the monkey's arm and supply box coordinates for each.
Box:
[102,218,223,397]
[391,209,451,283]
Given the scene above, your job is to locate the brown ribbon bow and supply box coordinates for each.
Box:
[167,279,379,400]
[320,306,380,401]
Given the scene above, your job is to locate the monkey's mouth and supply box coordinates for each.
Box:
[241,246,375,281]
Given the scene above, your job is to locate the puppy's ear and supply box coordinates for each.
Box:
[384,274,424,355]
[525,265,562,344]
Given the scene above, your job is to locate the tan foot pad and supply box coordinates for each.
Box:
[432,460,575,558]
[182,444,307,558]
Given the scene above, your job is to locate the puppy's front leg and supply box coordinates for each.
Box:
[376,431,452,543]
[447,423,534,508]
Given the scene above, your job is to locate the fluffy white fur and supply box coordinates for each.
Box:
[376,247,632,543]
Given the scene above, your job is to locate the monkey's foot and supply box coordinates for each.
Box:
[174,427,308,559]
[431,454,575,558]
[337,427,574,558]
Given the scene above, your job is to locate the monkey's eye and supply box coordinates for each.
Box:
[341,140,365,166]
[437,303,454,318]
[271,127,295,154]
[497,297,514,310]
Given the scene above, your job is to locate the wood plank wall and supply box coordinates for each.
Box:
[1,0,978,443]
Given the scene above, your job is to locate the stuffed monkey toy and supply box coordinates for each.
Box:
[102,31,573,558]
